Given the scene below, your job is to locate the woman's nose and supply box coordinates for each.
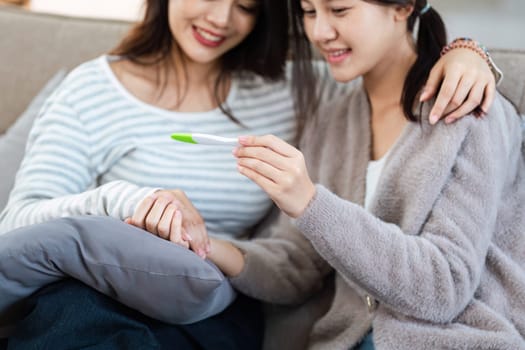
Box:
[206,2,232,29]
[311,15,337,43]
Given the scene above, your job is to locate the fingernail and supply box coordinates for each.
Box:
[429,114,439,125]
[445,116,454,124]
[238,136,249,144]
[232,147,239,156]
[184,233,193,241]
[198,250,206,259]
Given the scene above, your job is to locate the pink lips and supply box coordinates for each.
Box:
[192,26,226,48]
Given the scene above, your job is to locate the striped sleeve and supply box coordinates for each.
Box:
[0,89,157,234]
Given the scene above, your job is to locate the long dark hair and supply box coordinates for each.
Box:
[111,0,289,123]
[290,0,447,126]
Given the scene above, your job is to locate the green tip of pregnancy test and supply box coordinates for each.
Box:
[171,133,197,144]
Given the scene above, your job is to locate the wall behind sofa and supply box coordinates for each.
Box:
[435,0,525,50]
[30,0,143,21]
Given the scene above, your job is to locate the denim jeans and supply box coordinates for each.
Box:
[354,330,375,350]
[4,279,263,350]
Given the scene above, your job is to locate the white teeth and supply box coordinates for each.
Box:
[330,50,348,57]
[196,28,223,42]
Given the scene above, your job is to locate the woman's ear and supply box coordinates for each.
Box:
[394,4,414,22]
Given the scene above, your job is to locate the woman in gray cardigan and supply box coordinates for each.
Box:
[208,0,525,349]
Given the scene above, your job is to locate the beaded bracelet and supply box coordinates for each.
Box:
[441,37,503,85]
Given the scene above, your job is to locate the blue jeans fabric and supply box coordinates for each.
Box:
[3,279,263,350]
[354,331,375,350]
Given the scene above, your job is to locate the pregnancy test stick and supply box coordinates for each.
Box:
[171,133,238,145]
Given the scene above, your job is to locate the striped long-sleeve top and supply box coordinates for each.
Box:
[0,56,304,237]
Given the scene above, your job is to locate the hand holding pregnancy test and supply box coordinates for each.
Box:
[171,133,316,217]
[234,135,316,218]
[171,133,239,145]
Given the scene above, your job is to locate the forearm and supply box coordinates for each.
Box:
[206,210,330,305]
[0,181,157,234]
[296,181,496,323]
[207,237,245,277]
[230,235,330,305]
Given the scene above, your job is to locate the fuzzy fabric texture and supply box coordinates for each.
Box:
[231,83,525,350]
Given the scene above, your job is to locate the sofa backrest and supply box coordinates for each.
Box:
[0,5,131,133]
[491,50,525,114]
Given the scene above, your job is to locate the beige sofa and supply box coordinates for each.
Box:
[1,4,524,349]
[0,6,130,133]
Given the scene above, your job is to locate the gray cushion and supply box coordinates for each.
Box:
[0,216,236,326]
[0,70,67,212]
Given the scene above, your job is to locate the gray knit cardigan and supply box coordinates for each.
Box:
[230,83,525,350]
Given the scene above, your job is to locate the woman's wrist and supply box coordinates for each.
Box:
[441,37,503,85]
[208,237,245,277]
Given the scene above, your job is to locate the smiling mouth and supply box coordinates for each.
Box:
[193,26,225,43]
[327,49,351,57]
[323,48,352,63]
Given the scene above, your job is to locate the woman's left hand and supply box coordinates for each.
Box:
[421,48,496,124]
[125,189,210,258]
[234,135,316,218]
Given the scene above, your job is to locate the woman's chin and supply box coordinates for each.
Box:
[326,63,360,83]
[330,70,359,83]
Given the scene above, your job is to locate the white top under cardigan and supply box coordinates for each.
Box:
[364,156,387,210]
